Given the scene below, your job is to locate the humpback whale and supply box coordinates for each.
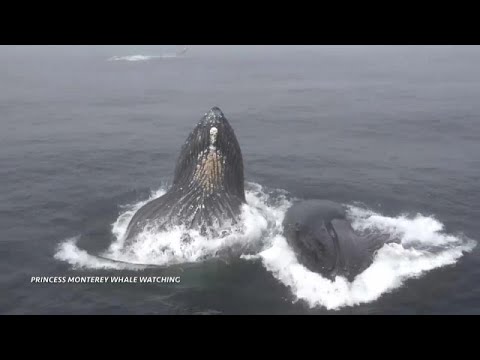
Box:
[123,107,246,244]
[122,106,385,278]
[282,200,388,281]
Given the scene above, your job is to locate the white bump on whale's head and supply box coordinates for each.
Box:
[209,127,218,147]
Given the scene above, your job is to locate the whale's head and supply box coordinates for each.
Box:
[172,107,246,202]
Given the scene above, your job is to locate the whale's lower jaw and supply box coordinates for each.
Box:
[123,185,245,244]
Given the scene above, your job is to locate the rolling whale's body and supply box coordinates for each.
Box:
[282,200,387,281]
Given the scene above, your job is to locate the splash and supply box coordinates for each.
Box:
[252,205,476,310]
[54,237,146,270]
[54,183,476,309]
[54,184,286,270]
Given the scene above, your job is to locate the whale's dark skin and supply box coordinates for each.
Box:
[123,107,246,243]
[282,200,387,281]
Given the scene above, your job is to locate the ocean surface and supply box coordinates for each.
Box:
[1,45,479,314]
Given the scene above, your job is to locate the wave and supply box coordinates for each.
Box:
[54,183,476,309]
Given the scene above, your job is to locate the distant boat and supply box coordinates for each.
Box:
[176,45,188,56]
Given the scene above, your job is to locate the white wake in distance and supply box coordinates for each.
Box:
[54,183,476,310]
[108,54,181,62]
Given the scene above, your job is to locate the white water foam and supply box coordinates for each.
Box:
[55,183,476,309]
[54,188,168,270]
[54,237,146,270]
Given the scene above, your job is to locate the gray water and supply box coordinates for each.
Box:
[1,45,479,314]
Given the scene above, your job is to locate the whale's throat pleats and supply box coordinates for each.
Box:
[193,147,225,194]
[192,127,225,194]
[174,143,242,231]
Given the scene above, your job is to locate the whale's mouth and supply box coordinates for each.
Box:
[324,221,341,275]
